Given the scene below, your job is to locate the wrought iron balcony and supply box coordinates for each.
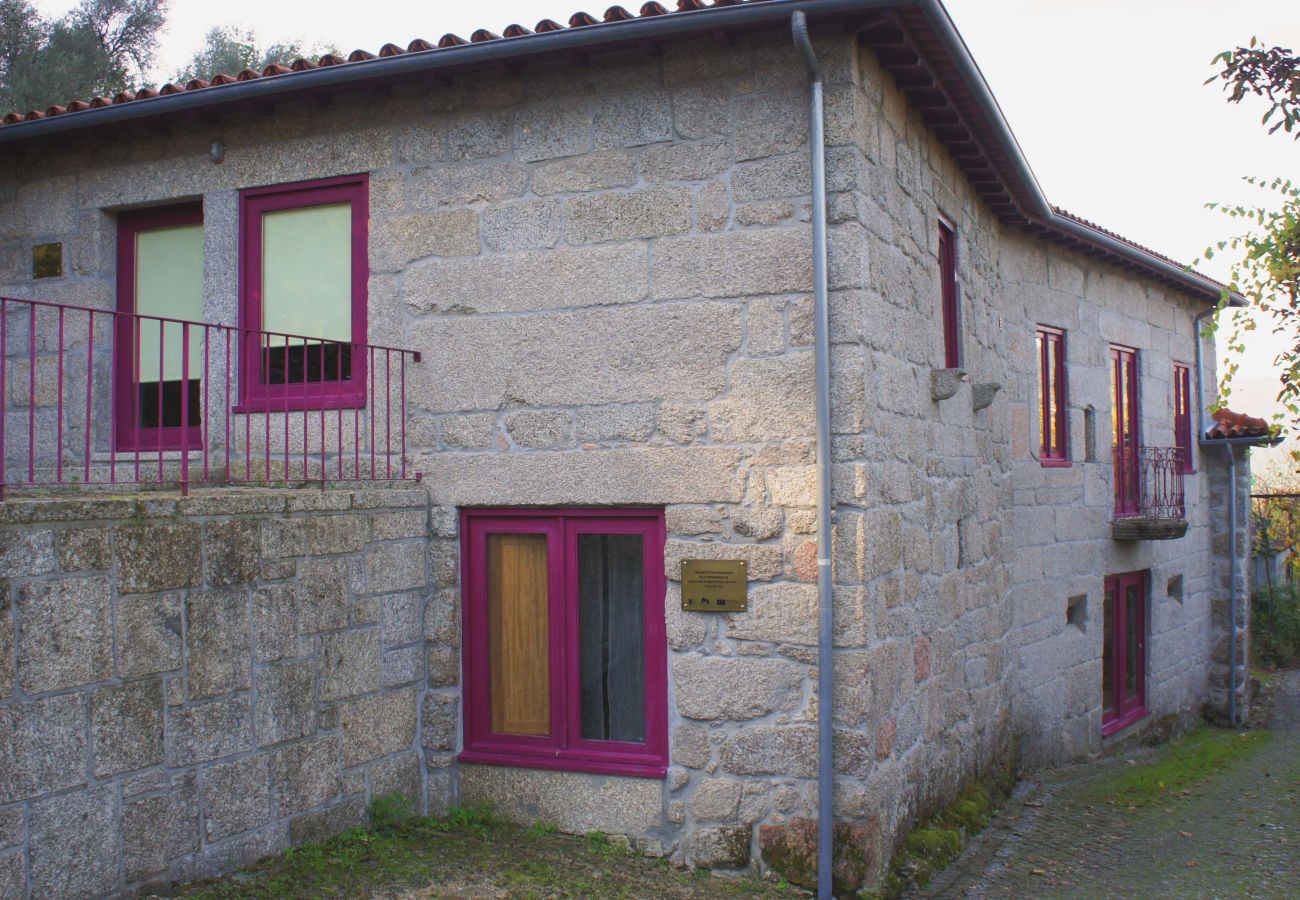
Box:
[1112,446,1188,540]
[1,295,420,498]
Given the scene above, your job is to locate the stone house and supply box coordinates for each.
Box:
[0,0,1271,896]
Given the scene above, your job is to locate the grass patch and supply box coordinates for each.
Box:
[1085,725,1272,808]
[865,780,1000,898]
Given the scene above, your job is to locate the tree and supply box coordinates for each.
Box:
[0,0,166,114]
[174,26,337,84]
[1201,40,1300,459]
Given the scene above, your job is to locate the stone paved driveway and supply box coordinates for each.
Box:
[914,671,1300,899]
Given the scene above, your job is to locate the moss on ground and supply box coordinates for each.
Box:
[862,780,1000,899]
[1083,725,1272,809]
[177,799,800,899]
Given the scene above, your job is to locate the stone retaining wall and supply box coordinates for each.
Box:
[0,487,443,899]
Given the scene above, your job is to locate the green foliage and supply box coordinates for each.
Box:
[429,803,503,836]
[1208,38,1300,140]
[365,791,414,833]
[1084,725,1272,808]
[1252,583,1300,668]
[0,0,166,113]
[173,25,338,84]
[524,819,559,839]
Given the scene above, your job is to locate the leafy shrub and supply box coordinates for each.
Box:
[1252,583,1300,668]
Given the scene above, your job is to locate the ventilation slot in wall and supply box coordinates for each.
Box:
[1168,574,1184,603]
[1066,594,1088,631]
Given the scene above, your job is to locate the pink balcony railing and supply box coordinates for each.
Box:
[1114,446,1185,520]
[1,295,420,498]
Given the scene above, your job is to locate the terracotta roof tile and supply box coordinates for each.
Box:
[407,38,434,52]
[639,2,670,15]
[569,12,601,27]
[502,24,534,38]
[1207,409,1273,440]
[534,18,565,32]
[378,43,406,57]
[603,6,637,22]
[348,49,377,62]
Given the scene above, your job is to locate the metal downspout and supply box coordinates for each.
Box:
[791,12,834,900]
[1227,444,1239,727]
[1194,307,1216,444]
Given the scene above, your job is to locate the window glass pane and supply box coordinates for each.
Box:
[135,225,204,384]
[262,202,351,344]
[487,533,550,736]
[1036,332,1045,453]
[578,533,645,743]
[1103,586,1114,713]
[1125,582,1141,701]
[1048,336,1061,453]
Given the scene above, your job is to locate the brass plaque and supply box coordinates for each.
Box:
[681,559,748,612]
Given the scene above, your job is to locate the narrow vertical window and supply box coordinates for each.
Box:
[1037,326,1069,464]
[114,204,205,451]
[238,175,368,410]
[1173,363,1193,473]
[1111,346,1140,516]
[462,508,667,777]
[938,217,961,369]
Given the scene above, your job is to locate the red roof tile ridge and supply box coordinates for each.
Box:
[1207,408,1273,439]
[1053,206,1228,292]
[0,0,772,127]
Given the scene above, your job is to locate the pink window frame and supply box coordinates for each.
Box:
[939,216,961,369]
[1102,570,1148,736]
[1173,363,1195,473]
[1037,326,1070,466]
[459,507,669,778]
[1111,345,1141,516]
[114,202,205,453]
[236,174,369,413]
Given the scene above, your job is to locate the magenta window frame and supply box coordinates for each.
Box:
[1173,363,1194,473]
[1037,326,1070,466]
[236,174,369,413]
[1102,570,1148,736]
[938,216,961,369]
[1111,345,1141,516]
[114,202,205,453]
[459,507,669,779]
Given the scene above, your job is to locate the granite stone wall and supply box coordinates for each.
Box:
[0,487,441,899]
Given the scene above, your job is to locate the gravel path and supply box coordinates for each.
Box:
[914,671,1300,899]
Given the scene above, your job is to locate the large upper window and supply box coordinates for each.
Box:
[938,216,961,369]
[1173,363,1194,473]
[460,508,668,777]
[238,175,368,410]
[1111,346,1140,516]
[114,204,205,451]
[1036,326,1069,465]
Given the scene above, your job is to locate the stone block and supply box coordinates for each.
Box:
[382,645,423,687]
[123,782,200,882]
[420,691,458,753]
[424,447,746,507]
[0,528,55,576]
[672,723,712,769]
[673,656,802,721]
[481,198,562,252]
[759,817,880,893]
[371,209,479,272]
[92,676,164,776]
[427,646,459,688]
[117,523,201,592]
[54,527,111,571]
[720,725,817,777]
[670,82,731,139]
[530,149,637,195]
[735,91,807,161]
[689,780,742,822]
[115,591,183,678]
[18,574,112,692]
[274,734,342,815]
[664,539,782,582]
[370,752,422,805]
[255,659,317,746]
[687,825,751,869]
[410,302,739,412]
[460,764,660,835]
[404,243,647,316]
[205,519,259,587]
[0,693,86,803]
[297,556,353,633]
[320,628,381,701]
[732,152,810,202]
[0,853,20,898]
[203,755,271,842]
[513,102,590,162]
[252,583,298,663]
[186,588,251,700]
[640,139,731,183]
[303,515,368,556]
[505,410,573,449]
[341,688,419,766]
[593,91,671,149]
[564,187,691,243]
[710,354,816,443]
[370,510,428,542]
[725,582,818,645]
[409,160,529,206]
[652,228,811,300]
[29,786,118,897]
[447,111,509,159]
[574,404,656,443]
[0,600,11,700]
[366,542,425,595]
[289,797,366,846]
[166,696,253,766]
[0,806,21,849]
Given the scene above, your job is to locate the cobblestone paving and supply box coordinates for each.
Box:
[915,671,1300,899]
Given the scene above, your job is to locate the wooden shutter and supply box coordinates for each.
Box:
[487,533,550,736]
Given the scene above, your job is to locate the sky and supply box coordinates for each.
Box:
[33,0,1300,471]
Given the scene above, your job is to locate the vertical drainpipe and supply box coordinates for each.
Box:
[791,12,834,900]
